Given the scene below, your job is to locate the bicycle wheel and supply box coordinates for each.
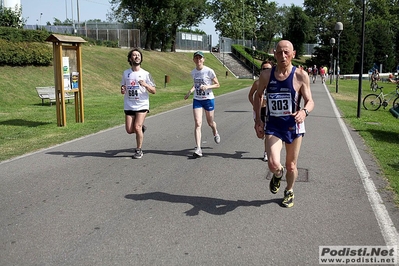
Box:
[363,94,382,111]
[393,96,399,109]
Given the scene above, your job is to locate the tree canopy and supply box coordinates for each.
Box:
[304,0,399,74]
[0,5,25,28]
[109,0,209,51]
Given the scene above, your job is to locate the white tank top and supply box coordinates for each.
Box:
[191,66,216,100]
[121,68,155,111]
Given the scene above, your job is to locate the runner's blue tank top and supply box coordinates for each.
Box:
[265,66,300,132]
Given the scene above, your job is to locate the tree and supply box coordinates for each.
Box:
[210,0,248,40]
[0,5,25,28]
[283,5,312,58]
[256,2,282,53]
[303,0,399,74]
[52,18,73,26]
[110,0,208,51]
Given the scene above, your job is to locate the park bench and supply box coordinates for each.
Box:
[35,86,75,106]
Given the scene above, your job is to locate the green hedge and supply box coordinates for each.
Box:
[0,26,49,42]
[0,27,52,66]
[0,27,120,66]
[0,39,52,66]
[232,44,275,73]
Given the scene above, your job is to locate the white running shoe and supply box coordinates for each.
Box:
[214,133,221,144]
[193,147,203,157]
[133,148,143,159]
[263,152,268,162]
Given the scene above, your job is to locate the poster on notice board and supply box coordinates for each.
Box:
[63,57,71,90]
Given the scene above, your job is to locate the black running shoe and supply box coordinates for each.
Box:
[281,189,294,208]
[269,166,284,194]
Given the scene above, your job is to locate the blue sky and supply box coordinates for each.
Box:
[20,0,304,45]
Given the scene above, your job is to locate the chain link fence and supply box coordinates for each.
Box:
[24,23,316,54]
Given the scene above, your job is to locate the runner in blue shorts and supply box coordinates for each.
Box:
[184,51,221,158]
[253,40,315,208]
[248,60,273,162]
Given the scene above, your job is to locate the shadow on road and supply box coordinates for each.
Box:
[46,148,260,160]
[125,191,279,216]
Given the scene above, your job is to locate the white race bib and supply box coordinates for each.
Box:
[267,92,293,116]
[126,85,140,100]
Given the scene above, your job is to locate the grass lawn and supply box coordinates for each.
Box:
[0,46,254,162]
[327,79,399,204]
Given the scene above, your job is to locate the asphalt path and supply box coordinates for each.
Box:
[1,82,398,265]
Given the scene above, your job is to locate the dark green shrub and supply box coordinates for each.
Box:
[0,26,49,42]
[0,39,52,66]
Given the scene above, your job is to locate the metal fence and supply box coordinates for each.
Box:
[174,32,212,51]
[219,36,318,55]
[24,23,317,54]
[24,24,141,48]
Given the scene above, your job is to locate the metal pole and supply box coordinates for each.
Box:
[336,36,340,93]
[77,0,80,25]
[252,43,255,80]
[330,53,333,84]
[357,0,366,118]
[242,0,245,46]
[335,22,343,93]
[330,38,335,84]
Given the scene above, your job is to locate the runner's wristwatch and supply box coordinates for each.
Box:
[303,108,309,117]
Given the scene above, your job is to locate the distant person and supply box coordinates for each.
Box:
[248,60,273,162]
[184,51,221,158]
[307,66,312,76]
[370,69,380,90]
[120,48,156,159]
[323,65,328,79]
[253,40,315,208]
[388,74,399,84]
[312,65,318,83]
[320,66,326,84]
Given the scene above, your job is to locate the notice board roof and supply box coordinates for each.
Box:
[45,34,86,44]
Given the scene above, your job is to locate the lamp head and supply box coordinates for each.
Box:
[335,22,343,35]
[330,38,335,46]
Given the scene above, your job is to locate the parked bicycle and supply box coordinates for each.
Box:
[362,84,399,111]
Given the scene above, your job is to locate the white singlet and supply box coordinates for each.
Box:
[121,68,155,111]
[191,66,216,100]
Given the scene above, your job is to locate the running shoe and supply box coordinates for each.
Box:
[214,133,221,144]
[142,125,147,133]
[263,152,268,162]
[269,166,284,194]
[281,189,294,208]
[193,147,203,158]
[132,148,143,159]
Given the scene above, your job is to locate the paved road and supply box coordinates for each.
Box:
[1,82,398,265]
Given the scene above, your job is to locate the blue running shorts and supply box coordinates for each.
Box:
[193,99,215,111]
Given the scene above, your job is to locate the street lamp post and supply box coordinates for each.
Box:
[330,38,335,84]
[335,22,343,93]
[357,0,366,118]
[252,45,256,80]
[384,54,388,73]
[221,39,225,67]
[39,13,42,30]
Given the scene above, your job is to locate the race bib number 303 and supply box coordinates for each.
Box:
[267,92,293,116]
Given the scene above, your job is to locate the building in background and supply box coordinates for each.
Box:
[2,0,21,9]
